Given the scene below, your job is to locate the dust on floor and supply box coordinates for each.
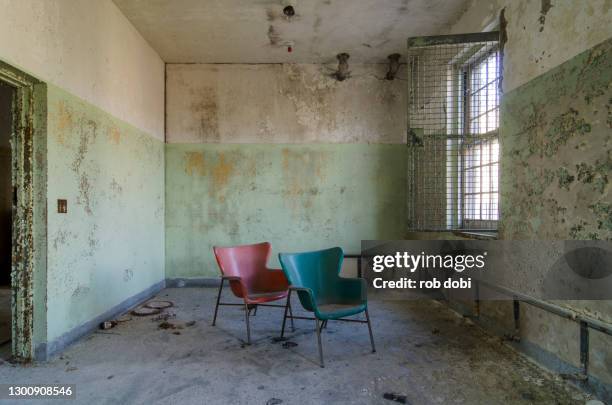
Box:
[0,287,594,404]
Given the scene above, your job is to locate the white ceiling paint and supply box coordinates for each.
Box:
[113,0,470,63]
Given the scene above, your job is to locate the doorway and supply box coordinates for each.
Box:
[0,81,14,357]
[0,61,45,361]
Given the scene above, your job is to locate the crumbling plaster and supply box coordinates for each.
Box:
[46,85,165,345]
[449,0,612,93]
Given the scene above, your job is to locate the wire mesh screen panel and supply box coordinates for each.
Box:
[407,32,500,231]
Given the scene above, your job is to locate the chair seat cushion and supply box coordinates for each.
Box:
[245,290,288,303]
[316,302,366,320]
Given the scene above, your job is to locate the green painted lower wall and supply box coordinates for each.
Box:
[46,85,164,343]
[497,37,612,389]
[165,143,407,278]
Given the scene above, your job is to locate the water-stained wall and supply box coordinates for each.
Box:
[166,64,406,144]
[165,63,408,277]
[46,86,165,346]
[166,143,406,277]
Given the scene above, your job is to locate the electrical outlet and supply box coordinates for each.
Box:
[57,199,67,214]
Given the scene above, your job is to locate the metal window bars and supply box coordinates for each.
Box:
[407,32,501,231]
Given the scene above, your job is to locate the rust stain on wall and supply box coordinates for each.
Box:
[55,100,73,145]
[108,126,121,145]
[281,148,328,214]
[184,151,206,176]
[211,153,235,198]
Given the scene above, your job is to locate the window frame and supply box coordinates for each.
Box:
[458,46,501,230]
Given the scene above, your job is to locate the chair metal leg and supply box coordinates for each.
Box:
[244,301,251,345]
[365,308,376,353]
[280,290,291,339]
[316,318,324,368]
[212,279,224,326]
[288,300,295,331]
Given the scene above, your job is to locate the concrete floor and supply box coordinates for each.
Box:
[0,287,594,405]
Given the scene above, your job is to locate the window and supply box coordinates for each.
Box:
[407,32,501,231]
[461,50,500,228]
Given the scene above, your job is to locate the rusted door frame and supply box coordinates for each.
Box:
[0,61,46,361]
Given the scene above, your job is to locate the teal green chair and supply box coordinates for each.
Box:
[278,247,375,367]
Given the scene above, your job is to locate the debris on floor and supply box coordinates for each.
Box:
[158,321,182,330]
[281,341,297,349]
[158,320,196,330]
[383,392,408,404]
[271,336,287,343]
[145,300,174,310]
[266,398,283,405]
[131,306,162,316]
[152,312,176,322]
[132,300,174,317]
[99,320,118,330]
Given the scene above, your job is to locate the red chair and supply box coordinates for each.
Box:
[212,242,293,344]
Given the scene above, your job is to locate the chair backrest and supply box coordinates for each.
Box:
[279,247,343,310]
[213,242,272,297]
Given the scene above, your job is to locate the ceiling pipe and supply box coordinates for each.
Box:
[385,53,402,80]
[333,53,350,81]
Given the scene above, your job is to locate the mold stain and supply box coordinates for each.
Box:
[123,268,134,282]
[189,87,219,142]
[184,151,206,176]
[538,0,552,32]
[109,178,123,195]
[78,174,92,215]
[267,25,281,46]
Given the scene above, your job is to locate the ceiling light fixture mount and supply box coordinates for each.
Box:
[283,5,295,17]
[385,53,402,80]
[333,53,350,81]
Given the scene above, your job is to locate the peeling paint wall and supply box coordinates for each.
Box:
[439,0,612,395]
[1,0,166,356]
[166,64,406,144]
[46,85,164,344]
[166,144,406,278]
[165,62,408,277]
[0,0,165,139]
[501,39,611,241]
[449,0,612,93]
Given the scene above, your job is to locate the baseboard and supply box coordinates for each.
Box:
[165,277,219,287]
[447,299,612,403]
[512,339,612,403]
[36,279,166,361]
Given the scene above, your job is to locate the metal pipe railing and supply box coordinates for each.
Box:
[347,253,612,380]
